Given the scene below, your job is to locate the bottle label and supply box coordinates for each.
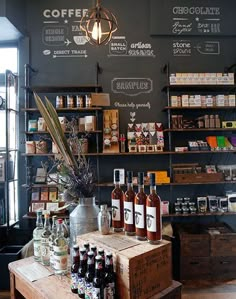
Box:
[41,238,50,260]
[85,282,93,299]
[78,277,85,295]
[124,201,133,224]
[33,240,41,257]
[92,287,101,298]
[134,204,145,228]
[49,241,54,267]
[71,273,78,290]
[111,199,121,221]
[105,282,115,299]
[146,206,157,232]
[53,245,68,270]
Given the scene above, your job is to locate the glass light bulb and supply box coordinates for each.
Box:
[92,21,102,40]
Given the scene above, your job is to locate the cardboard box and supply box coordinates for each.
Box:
[91,93,110,106]
[77,231,172,299]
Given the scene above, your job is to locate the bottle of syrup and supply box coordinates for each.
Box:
[124,171,135,236]
[146,173,162,244]
[111,170,124,232]
[134,172,147,240]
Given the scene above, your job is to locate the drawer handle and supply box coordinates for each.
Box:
[190,262,199,265]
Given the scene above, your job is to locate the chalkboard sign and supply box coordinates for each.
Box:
[150,0,236,36]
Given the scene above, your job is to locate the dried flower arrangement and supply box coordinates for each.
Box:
[34,93,96,202]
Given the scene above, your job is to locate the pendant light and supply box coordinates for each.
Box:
[80,0,118,46]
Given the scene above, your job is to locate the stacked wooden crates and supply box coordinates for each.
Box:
[175,223,236,280]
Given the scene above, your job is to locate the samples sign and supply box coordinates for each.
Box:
[150,0,236,36]
[111,78,153,96]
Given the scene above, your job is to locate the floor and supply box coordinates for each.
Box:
[1,281,236,298]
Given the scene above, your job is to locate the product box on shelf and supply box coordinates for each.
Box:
[77,231,172,299]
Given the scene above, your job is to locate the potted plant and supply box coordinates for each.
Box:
[34,93,99,240]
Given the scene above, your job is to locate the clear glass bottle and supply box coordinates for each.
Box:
[33,210,44,262]
[41,213,51,266]
[98,204,111,235]
[49,215,57,269]
[104,252,116,299]
[53,218,68,275]
[111,170,124,232]
[78,247,87,299]
[134,172,147,241]
[85,251,95,299]
[124,171,135,236]
[146,173,162,244]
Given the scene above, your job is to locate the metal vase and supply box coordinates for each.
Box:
[69,197,99,249]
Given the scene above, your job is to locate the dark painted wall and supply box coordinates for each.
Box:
[16,0,236,228]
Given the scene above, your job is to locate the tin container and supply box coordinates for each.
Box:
[85,94,92,107]
[76,95,84,108]
[97,204,111,235]
[67,95,75,108]
[56,95,65,108]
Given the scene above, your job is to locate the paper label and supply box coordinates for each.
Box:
[92,287,101,298]
[41,238,50,260]
[85,282,93,299]
[71,273,78,290]
[33,240,41,257]
[53,245,68,271]
[134,204,145,228]
[146,206,157,232]
[124,201,134,224]
[105,282,115,299]
[78,277,85,295]
[112,199,121,221]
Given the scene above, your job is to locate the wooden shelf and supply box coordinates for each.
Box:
[164,128,236,132]
[25,85,103,93]
[24,130,102,134]
[162,84,236,92]
[162,211,236,218]
[164,106,236,110]
[22,107,102,112]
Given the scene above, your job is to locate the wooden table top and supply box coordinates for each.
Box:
[9,256,76,299]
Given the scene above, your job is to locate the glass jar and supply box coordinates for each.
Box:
[97,204,111,235]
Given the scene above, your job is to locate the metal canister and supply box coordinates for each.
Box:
[97,204,111,235]
[85,94,92,107]
[76,95,84,108]
[66,95,75,108]
[56,95,65,108]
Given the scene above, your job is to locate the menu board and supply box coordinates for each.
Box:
[150,0,236,36]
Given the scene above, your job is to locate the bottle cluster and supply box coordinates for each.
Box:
[33,213,68,275]
[111,170,162,244]
[71,243,116,299]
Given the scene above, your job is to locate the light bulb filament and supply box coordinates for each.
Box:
[92,20,102,40]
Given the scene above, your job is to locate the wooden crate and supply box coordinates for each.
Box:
[150,280,182,299]
[207,223,236,257]
[77,231,172,299]
[173,172,224,183]
[177,225,210,257]
[180,257,211,280]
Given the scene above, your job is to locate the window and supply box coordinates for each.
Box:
[0,46,19,225]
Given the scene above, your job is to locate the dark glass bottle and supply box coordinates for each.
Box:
[90,245,97,257]
[111,170,124,232]
[104,252,116,299]
[146,173,162,244]
[98,248,105,275]
[124,171,136,236]
[134,172,147,240]
[71,247,80,294]
[93,255,105,299]
[84,242,90,258]
[78,247,87,298]
[84,251,95,299]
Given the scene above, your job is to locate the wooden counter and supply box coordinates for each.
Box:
[8,256,181,299]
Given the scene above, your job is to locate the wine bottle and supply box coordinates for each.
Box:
[111,170,124,232]
[146,173,162,244]
[134,172,147,241]
[124,171,135,236]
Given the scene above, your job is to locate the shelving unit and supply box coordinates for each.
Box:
[23,64,104,215]
[162,65,236,216]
